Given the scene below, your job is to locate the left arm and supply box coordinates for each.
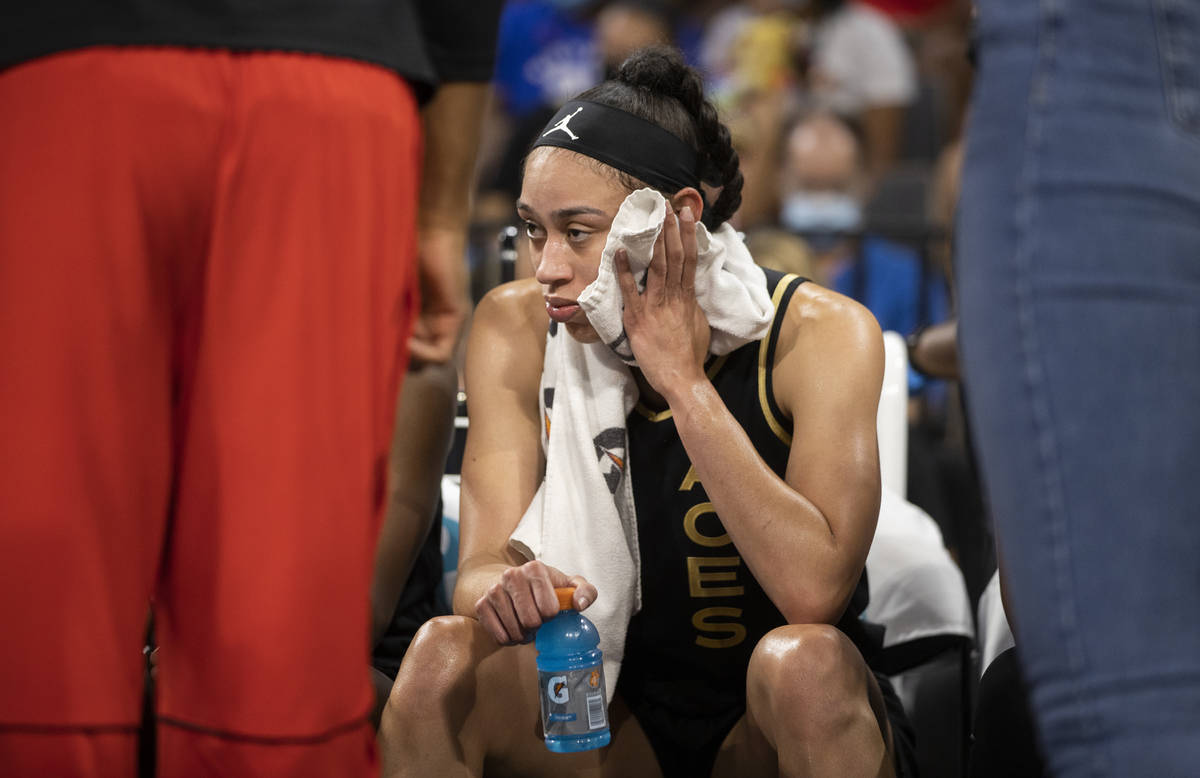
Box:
[618,205,883,626]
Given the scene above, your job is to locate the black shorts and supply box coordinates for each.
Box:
[621,672,919,778]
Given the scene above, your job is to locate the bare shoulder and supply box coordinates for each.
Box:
[465,278,549,401]
[470,279,548,369]
[772,282,884,407]
[474,278,548,342]
[782,282,882,351]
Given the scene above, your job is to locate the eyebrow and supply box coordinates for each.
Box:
[515,201,608,220]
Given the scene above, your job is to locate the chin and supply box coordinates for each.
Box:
[565,320,602,344]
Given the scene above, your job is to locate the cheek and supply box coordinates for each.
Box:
[579,238,610,285]
[579,254,602,286]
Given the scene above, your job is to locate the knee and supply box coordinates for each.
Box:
[748,624,867,730]
[385,616,481,716]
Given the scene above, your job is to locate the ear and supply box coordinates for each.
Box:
[669,187,705,220]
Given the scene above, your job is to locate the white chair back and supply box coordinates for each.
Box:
[877,331,909,498]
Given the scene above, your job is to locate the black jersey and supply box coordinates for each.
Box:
[0,1,503,100]
[617,271,882,756]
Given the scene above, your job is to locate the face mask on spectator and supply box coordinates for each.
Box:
[780,191,862,251]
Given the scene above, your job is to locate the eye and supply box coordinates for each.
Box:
[566,228,591,243]
[524,221,545,240]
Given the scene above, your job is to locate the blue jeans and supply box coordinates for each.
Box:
[958,0,1200,774]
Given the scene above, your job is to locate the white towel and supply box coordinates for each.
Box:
[509,189,773,698]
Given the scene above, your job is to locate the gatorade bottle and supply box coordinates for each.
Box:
[535,587,611,752]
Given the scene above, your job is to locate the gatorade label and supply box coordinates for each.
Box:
[538,665,608,737]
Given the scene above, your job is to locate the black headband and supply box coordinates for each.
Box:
[530,100,701,195]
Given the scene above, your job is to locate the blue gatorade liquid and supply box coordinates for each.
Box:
[535,587,611,752]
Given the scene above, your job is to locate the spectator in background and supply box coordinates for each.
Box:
[478,1,699,228]
[857,0,973,146]
[700,0,916,183]
[725,89,790,231]
[700,0,804,102]
[780,113,947,392]
[492,0,600,120]
[595,0,674,79]
[860,0,949,22]
[475,0,603,227]
[801,0,917,181]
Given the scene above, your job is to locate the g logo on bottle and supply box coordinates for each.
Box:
[547,675,569,704]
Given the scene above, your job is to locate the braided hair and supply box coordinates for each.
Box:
[574,46,743,231]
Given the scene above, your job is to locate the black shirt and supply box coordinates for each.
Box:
[0,0,504,98]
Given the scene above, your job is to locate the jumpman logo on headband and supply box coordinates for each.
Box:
[542,107,583,140]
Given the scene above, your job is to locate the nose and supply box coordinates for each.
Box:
[533,236,573,286]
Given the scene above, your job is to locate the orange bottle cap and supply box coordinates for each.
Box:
[554,587,576,611]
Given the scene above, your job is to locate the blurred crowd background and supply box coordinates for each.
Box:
[464,0,992,609]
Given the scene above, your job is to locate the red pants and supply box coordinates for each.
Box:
[0,48,420,776]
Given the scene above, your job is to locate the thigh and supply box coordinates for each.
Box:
[155,51,421,773]
[0,47,220,772]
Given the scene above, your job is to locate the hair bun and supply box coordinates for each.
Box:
[574,45,744,229]
[615,46,690,94]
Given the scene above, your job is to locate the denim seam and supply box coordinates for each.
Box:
[1152,0,1200,139]
[1012,0,1108,772]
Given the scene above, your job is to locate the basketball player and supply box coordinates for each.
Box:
[379,47,918,778]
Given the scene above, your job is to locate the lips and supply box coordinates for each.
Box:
[545,297,581,323]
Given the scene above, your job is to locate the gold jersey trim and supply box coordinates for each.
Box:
[758,273,799,446]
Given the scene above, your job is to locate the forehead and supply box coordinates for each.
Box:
[519,147,630,213]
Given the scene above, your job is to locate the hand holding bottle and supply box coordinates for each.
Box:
[474,559,597,645]
[536,587,611,752]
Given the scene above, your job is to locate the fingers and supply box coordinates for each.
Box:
[646,220,668,304]
[407,334,454,365]
[619,205,693,304]
[678,206,698,297]
[407,309,464,364]
[477,584,526,644]
[502,566,546,633]
[663,207,684,292]
[614,249,639,306]
[566,575,598,612]
[474,560,572,645]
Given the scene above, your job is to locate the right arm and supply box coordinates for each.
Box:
[452,280,596,643]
